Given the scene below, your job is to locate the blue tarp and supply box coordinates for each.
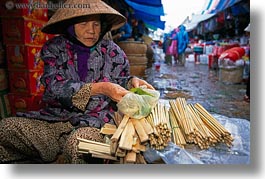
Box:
[125,0,164,16]
[124,0,165,30]
[212,0,242,14]
[133,9,165,30]
[125,0,163,7]
[231,1,249,15]
[201,0,243,14]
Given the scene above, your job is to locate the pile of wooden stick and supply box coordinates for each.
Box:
[77,102,172,164]
[77,98,234,163]
[106,102,172,163]
[107,103,172,163]
[108,114,154,164]
[169,98,234,149]
[146,103,171,150]
[77,116,149,164]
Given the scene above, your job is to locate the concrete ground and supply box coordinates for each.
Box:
[145,50,250,121]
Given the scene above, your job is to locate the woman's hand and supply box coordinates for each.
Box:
[91,82,130,102]
[130,77,155,90]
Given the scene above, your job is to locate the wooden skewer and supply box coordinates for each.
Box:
[119,119,135,150]
[111,115,130,142]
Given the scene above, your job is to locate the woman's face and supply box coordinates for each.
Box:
[74,15,101,47]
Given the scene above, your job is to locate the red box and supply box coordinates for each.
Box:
[0,68,9,91]
[8,93,46,115]
[8,69,45,95]
[6,44,44,70]
[0,0,48,21]
[0,90,12,118]
[1,16,53,45]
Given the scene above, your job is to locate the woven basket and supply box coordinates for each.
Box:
[129,64,147,77]
[127,55,148,65]
[219,66,243,84]
[118,41,147,55]
[126,55,147,77]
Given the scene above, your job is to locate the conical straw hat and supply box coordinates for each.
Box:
[42,0,126,34]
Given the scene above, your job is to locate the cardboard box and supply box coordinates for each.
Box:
[8,93,45,115]
[0,0,48,21]
[0,49,5,66]
[0,68,8,91]
[1,16,53,45]
[6,44,44,70]
[0,90,11,119]
[8,69,44,95]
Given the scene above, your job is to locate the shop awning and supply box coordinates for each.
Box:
[184,13,216,32]
[124,0,164,16]
[124,0,165,30]
[132,9,165,30]
[201,0,243,14]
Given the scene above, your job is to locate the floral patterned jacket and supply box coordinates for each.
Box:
[17,35,131,128]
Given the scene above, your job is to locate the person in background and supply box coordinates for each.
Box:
[176,25,189,65]
[168,28,178,63]
[0,0,154,164]
[134,19,149,41]
[112,9,132,41]
[162,34,173,64]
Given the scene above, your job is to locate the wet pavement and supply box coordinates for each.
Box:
[145,51,250,121]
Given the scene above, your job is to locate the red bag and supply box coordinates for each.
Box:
[219,47,245,62]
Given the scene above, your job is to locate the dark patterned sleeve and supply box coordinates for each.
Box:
[110,41,133,89]
[40,36,85,110]
[72,83,92,111]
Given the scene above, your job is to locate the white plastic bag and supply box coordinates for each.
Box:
[117,87,160,119]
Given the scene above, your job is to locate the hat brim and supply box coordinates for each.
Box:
[41,0,126,34]
[42,13,125,34]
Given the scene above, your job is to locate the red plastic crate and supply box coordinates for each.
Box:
[6,44,44,70]
[1,16,53,45]
[0,0,48,21]
[8,69,45,95]
[8,93,46,115]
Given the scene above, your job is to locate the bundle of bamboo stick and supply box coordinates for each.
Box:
[169,97,234,149]
[146,102,171,150]
[77,97,234,164]
[77,102,172,164]
[193,103,234,147]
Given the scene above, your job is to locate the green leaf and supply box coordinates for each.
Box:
[129,88,154,97]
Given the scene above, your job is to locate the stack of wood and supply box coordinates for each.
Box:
[77,136,118,161]
[77,114,149,164]
[169,98,234,149]
[77,98,234,163]
[108,102,172,163]
[77,102,172,164]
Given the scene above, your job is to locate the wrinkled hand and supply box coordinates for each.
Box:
[102,82,130,102]
[131,77,155,90]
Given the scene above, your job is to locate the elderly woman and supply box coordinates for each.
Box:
[0,0,154,164]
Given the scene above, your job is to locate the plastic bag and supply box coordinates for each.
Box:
[117,87,160,119]
[143,142,203,164]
